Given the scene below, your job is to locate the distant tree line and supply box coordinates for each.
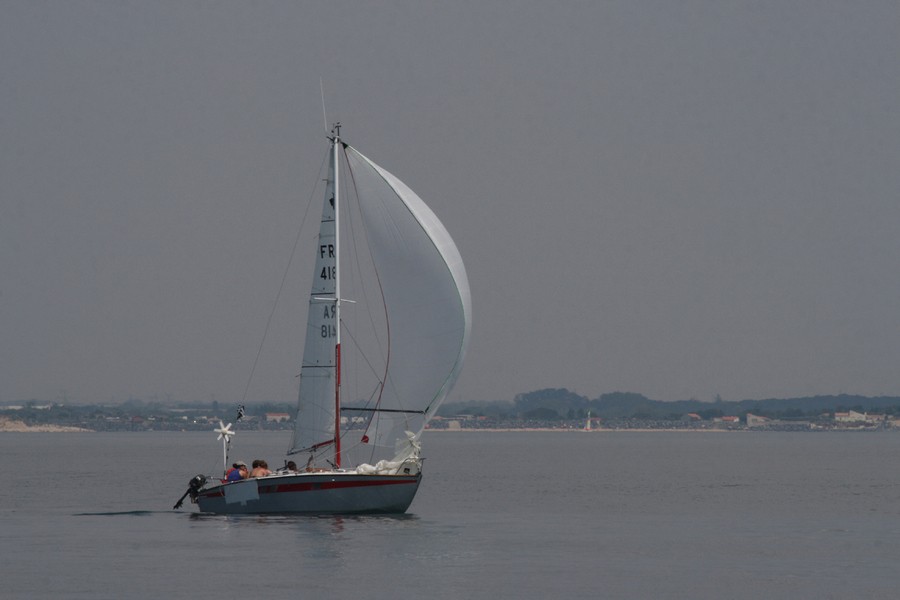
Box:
[8,389,900,429]
[437,389,900,421]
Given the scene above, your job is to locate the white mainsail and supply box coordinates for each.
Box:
[289,146,339,460]
[289,133,471,469]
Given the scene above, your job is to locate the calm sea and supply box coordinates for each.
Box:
[2,430,899,599]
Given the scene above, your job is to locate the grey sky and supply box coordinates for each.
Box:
[2,1,899,406]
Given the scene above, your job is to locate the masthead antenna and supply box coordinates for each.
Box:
[320,78,328,136]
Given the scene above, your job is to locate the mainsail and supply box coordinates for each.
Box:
[289,134,471,469]
[289,146,339,460]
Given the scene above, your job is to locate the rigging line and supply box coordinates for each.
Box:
[338,149,387,389]
[333,383,381,461]
[337,385,383,459]
[338,318,384,387]
[341,407,426,414]
[240,149,330,404]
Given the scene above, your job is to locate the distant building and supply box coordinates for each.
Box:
[834,410,885,425]
[265,412,291,423]
[834,410,867,423]
[746,413,770,428]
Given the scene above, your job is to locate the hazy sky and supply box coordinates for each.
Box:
[3,1,899,406]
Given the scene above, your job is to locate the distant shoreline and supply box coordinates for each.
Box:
[0,417,90,433]
[0,420,883,434]
[426,427,738,433]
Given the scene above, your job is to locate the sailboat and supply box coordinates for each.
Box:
[176,123,471,514]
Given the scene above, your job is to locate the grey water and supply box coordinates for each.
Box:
[2,430,900,599]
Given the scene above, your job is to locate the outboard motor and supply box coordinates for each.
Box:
[188,474,207,499]
[173,474,208,510]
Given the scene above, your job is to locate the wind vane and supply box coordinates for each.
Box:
[214,420,235,474]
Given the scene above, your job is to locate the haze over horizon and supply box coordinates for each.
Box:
[3,2,899,407]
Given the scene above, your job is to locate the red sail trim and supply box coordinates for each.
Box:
[309,439,334,451]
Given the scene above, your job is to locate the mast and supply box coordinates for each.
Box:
[332,123,342,468]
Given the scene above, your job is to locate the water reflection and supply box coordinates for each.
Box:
[183,511,424,562]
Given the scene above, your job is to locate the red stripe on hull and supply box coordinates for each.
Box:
[263,478,417,494]
[198,476,418,500]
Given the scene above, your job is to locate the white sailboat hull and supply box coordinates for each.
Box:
[194,471,422,515]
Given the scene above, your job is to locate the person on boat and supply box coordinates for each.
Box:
[284,461,299,473]
[225,461,249,482]
[249,459,272,478]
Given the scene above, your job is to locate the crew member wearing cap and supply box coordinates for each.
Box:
[225,461,249,482]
